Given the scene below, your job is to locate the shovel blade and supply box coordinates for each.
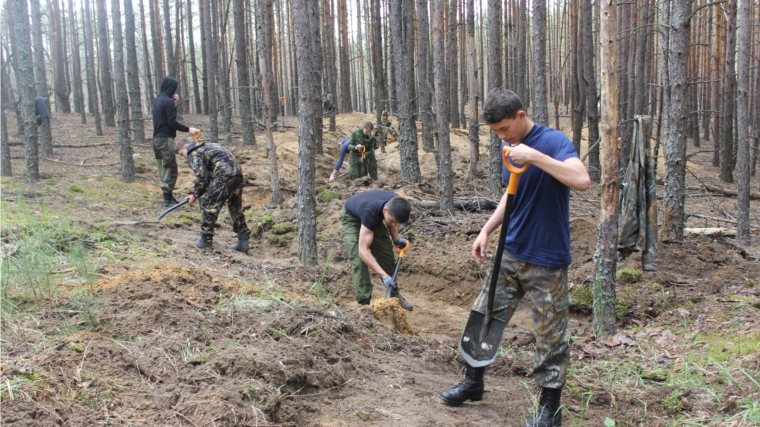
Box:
[458,310,507,367]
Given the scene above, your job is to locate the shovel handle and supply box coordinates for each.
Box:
[357,144,366,159]
[394,240,410,258]
[192,129,202,142]
[501,146,530,195]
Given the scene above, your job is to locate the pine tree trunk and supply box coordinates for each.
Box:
[199,0,209,114]
[292,0,318,266]
[592,0,619,338]
[570,0,582,154]
[138,0,154,102]
[123,0,145,144]
[370,0,386,122]
[532,0,548,125]
[9,0,40,182]
[29,0,53,156]
[96,0,116,127]
[82,0,103,135]
[416,0,435,152]
[163,0,175,78]
[110,0,135,182]
[432,0,454,211]
[150,0,165,94]
[216,0,232,144]
[487,0,503,196]
[390,0,421,182]
[447,0,460,129]
[0,40,12,176]
[68,0,86,123]
[516,0,527,106]
[710,4,723,166]
[187,0,201,114]
[662,0,691,242]
[582,0,599,181]
[324,0,338,130]
[204,0,219,141]
[735,0,751,241]
[337,0,352,112]
[309,0,324,154]
[719,0,737,183]
[257,0,283,206]
[233,0,255,144]
[51,0,71,113]
[466,0,479,179]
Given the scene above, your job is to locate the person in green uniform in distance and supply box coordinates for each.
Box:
[348,122,378,180]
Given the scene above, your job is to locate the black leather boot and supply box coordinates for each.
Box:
[524,387,562,427]
[230,232,250,252]
[163,191,180,208]
[188,234,213,249]
[440,364,485,406]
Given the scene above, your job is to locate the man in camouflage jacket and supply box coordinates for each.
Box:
[175,139,250,252]
[372,111,399,153]
[349,122,379,180]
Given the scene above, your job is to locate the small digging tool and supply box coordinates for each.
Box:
[357,144,367,173]
[459,145,529,367]
[157,199,189,220]
[385,240,411,299]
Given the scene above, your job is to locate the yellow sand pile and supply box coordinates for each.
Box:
[370,298,415,335]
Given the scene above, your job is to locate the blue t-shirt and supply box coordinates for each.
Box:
[501,124,578,268]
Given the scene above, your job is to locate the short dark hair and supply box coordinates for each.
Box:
[363,121,374,131]
[482,89,525,124]
[174,138,192,153]
[386,196,411,224]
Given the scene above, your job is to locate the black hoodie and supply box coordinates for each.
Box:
[152,77,189,138]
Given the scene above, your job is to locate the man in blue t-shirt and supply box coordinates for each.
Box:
[440,89,590,427]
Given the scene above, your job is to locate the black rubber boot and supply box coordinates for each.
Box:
[440,364,485,406]
[188,234,213,249]
[163,192,180,208]
[524,387,562,427]
[230,232,250,252]
[390,288,413,311]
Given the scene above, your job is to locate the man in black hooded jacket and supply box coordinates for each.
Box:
[153,77,200,207]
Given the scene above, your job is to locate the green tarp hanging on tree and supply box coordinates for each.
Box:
[618,116,658,271]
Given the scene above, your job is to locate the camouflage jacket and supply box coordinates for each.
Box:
[372,119,399,140]
[349,129,376,153]
[186,142,242,197]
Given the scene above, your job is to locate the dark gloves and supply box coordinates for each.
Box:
[383,275,397,291]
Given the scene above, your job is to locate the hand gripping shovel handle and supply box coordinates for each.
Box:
[357,145,366,160]
[385,240,410,299]
[157,199,190,220]
[192,129,202,142]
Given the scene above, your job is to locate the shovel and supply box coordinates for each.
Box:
[459,145,529,367]
[385,240,411,299]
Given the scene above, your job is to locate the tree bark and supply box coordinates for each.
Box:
[215,0,232,143]
[719,0,737,183]
[186,0,200,114]
[592,0,619,338]
[531,0,549,125]
[447,0,460,128]
[487,0,502,196]
[516,0,527,106]
[9,0,40,182]
[137,0,154,103]
[432,0,454,211]
[29,0,53,156]
[390,0,421,182]
[466,0,479,179]
[370,0,387,123]
[50,0,71,113]
[150,0,165,94]
[124,0,145,145]
[96,0,116,127]
[570,0,583,154]
[582,0,599,181]
[203,0,218,141]
[233,0,255,145]
[309,0,324,154]
[82,0,103,135]
[662,0,691,242]
[110,0,135,182]
[68,0,86,123]
[417,0,436,152]
[163,0,176,78]
[257,0,283,206]
[337,0,352,112]
[1,36,12,176]
[735,0,751,242]
[292,0,318,266]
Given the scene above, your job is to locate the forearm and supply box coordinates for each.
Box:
[529,154,590,191]
[480,192,508,237]
[359,247,389,278]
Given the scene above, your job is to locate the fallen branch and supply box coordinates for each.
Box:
[173,412,199,427]
[696,183,760,200]
[687,213,759,229]
[414,198,499,212]
[41,157,119,167]
[280,378,355,400]
[8,141,117,148]
[684,227,737,237]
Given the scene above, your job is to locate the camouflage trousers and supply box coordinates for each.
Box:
[153,137,178,193]
[199,175,250,237]
[376,137,387,153]
[340,209,396,305]
[472,249,570,389]
[349,150,378,181]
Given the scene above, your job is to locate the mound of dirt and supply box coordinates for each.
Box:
[370,298,415,335]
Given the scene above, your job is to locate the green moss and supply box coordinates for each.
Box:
[745,278,756,288]
[322,191,340,203]
[268,235,292,246]
[69,184,83,193]
[134,164,146,174]
[71,343,84,353]
[662,389,684,413]
[616,268,643,283]
[570,284,593,312]
[46,179,57,186]
[271,222,294,235]
[690,331,760,363]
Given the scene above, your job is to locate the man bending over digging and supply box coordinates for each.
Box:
[341,190,413,311]
[175,138,250,252]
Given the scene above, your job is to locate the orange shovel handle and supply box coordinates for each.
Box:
[357,144,366,159]
[501,146,530,194]
[192,129,202,142]
[394,240,410,258]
